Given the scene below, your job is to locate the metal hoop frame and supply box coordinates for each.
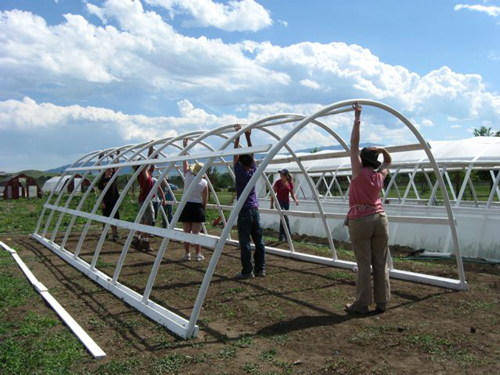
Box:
[33,99,468,339]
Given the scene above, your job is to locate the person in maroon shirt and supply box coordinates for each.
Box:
[132,146,163,252]
[270,169,299,241]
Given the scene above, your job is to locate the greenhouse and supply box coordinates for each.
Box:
[32,99,500,339]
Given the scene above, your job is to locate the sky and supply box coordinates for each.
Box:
[1,0,499,172]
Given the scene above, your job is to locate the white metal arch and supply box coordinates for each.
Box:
[32,99,467,340]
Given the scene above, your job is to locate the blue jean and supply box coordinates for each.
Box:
[152,201,161,227]
[164,203,173,227]
[278,201,290,240]
[153,201,173,227]
[237,207,266,275]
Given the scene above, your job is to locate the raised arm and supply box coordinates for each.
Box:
[112,150,120,174]
[183,138,189,175]
[245,128,252,148]
[376,147,392,178]
[148,144,155,175]
[233,124,241,166]
[350,102,363,179]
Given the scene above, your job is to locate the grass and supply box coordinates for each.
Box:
[90,358,140,375]
[0,189,234,236]
[1,186,499,374]
[0,250,83,375]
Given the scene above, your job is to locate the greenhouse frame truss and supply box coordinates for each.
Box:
[33,99,473,339]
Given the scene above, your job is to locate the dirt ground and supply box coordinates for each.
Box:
[2,232,500,374]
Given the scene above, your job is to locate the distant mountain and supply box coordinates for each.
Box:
[45,165,71,174]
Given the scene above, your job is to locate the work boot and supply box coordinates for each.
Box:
[140,240,153,252]
[131,237,141,250]
[345,303,369,315]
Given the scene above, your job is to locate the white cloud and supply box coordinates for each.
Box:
[0,96,243,139]
[0,96,414,171]
[278,19,288,28]
[299,79,322,90]
[2,1,500,170]
[454,4,500,17]
[145,0,272,31]
[0,3,287,99]
[0,96,245,170]
[488,50,500,61]
[2,3,500,123]
[450,125,461,129]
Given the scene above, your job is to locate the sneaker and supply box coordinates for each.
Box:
[112,233,119,242]
[140,240,153,252]
[255,270,266,277]
[375,303,387,313]
[345,303,369,315]
[235,272,255,280]
[183,253,191,261]
[131,237,141,250]
[194,254,205,262]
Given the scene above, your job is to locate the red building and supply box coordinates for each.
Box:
[0,173,42,200]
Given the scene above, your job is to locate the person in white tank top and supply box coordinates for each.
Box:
[178,138,208,261]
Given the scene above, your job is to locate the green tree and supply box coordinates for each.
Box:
[473,126,499,137]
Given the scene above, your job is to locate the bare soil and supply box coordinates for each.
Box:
[2,232,499,374]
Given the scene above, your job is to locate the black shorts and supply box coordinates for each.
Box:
[179,202,205,223]
[103,205,120,220]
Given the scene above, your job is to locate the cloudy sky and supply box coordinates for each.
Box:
[1,0,499,172]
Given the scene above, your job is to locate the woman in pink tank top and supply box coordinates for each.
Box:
[345,102,392,315]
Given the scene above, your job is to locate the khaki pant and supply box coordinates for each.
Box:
[348,212,390,306]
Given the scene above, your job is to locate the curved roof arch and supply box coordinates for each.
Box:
[33,99,469,339]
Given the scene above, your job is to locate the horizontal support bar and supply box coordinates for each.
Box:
[209,204,451,225]
[224,239,466,291]
[44,204,218,248]
[31,234,199,338]
[67,144,272,172]
[267,143,425,165]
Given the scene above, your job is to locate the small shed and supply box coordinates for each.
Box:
[0,173,42,199]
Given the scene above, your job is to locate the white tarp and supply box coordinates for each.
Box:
[260,137,500,261]
[42,176,84,193]
[265,137,500,174]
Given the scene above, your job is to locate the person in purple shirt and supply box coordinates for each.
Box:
[233,124,266,279]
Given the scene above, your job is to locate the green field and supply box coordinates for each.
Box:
[0,190,236,236]
[1,188,499,375]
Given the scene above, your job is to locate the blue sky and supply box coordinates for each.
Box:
[1,0,499,172]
